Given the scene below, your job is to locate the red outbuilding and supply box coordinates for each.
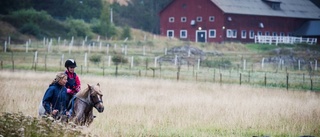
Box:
[159,0,320,43]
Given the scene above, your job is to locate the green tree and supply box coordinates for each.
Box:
[99,1,117,38]
[121,25,132,40]
[0,0,33,14]
[111,0,172,34]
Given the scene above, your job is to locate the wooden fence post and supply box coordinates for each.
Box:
[139,70,141,77]
[264,73,267,87]
[81,65,83,75]
[213,69,215,82]
[248,71,251,83]
[310,78,313,91]
[196,72,198,82]
[220,73,222,86]
[286,73,289,90]
[177,71,179,81]
[12,60,14,72]
[240,73,242,85]
[45,55,47,72]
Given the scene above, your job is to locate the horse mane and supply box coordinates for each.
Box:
[75,83,103,99]
[75,87,90,99]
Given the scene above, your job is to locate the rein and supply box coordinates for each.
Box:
[76,95,103,107]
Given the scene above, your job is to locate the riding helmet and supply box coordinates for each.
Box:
[65,59,77,68]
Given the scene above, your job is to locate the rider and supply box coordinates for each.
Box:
[64,59,81,104]
[41,72,69,118]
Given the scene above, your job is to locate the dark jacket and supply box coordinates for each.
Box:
[42,82,68,115]
[65,70,81,95]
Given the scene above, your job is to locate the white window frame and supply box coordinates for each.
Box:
[180,30,187,38]
[169,17,174,23]
[227,29,237,38]
[249,30,255,39]
[181,17,187,22]
[280,32,285,36]
[265,31,270,36]
[257,31,262,36]
[196,16,202,22]
[209,16,215,22]
[272,32,277,36]
[167,30,174,38]
[227,29,232,38]
[232,30,237,38]
[241,30,246,39]
[208,29,216,38]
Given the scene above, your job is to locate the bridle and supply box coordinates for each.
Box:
[90,94,103,108]
[76,89,103,109]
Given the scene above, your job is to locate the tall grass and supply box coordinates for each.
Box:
[0,70,319,136]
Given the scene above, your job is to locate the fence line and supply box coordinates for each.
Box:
[1,58,319,91]
[254,35,317,45]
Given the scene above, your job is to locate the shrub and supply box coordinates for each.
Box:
[0,112,88,136]
[19,23,41,37]
[89,54,102,65]
[120,25,132,40]
[112,53,128,65]
[202,59,232,69]
[9,9,52,26]
[65,18,93,39]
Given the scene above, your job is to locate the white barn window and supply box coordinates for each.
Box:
[180,30,187,38]
[272,32,277,36]
[241,30,246,39]
[209,16,215,22]
[169,17,174,23]
[209,29,216,38]
[167,30,174,38]
[265,32,270,36]
[249,30,254,39]
[227,29,237,38]
[181,17,187,22]
[196,16,202,22]
[280,32,285,36]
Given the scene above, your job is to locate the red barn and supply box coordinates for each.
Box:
[159,0,320,43]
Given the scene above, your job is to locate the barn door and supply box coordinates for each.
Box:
[196,30,206,43]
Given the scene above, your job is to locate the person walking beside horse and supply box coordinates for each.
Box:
[40,72,69,119]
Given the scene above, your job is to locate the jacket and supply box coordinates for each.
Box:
[65,70,81,95]
[42,82,68,115]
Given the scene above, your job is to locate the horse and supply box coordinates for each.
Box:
[69,83,104,126]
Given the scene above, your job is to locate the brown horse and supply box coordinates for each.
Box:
[69,83,104,126]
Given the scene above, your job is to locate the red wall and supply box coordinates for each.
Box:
[160,0,310,43]
[160,0,225,43]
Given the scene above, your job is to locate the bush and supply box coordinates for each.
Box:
[120,25,132,40]
[202,59,232,69]
[89,54,102,65]
[19,23,41,37]
[9,9,52,26]
[112,53,128,65]
[65,18,93,39]
[0,112,87,136]
[5,8,69,38]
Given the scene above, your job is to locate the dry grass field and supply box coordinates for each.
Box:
[0,70,320,136]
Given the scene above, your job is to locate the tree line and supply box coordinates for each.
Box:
[0,0,172,35]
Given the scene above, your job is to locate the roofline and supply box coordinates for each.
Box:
[159,0,175,15]
[223,12,320,20]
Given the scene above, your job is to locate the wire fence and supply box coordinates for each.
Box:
[1,38,319,91]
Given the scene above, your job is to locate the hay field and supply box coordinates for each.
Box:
[0,70,319,136]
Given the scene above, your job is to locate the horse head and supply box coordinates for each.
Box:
[88,83,104,113]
